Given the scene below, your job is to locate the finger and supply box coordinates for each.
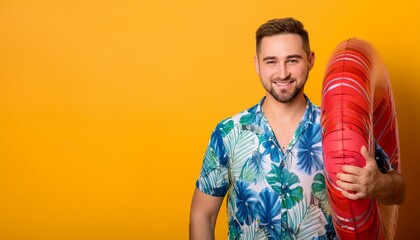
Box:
[341,165,362,175]
[336,172,357,183]
[361,145,374,164]
[336,180,359,192]
[341,190,359,200]
[341,190,367,200]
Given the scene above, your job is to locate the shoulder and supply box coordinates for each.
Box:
[214,100,262,131]
[305,97,321,123]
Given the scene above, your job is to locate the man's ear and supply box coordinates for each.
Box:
[254,55,260,75]
[308,51,315,71]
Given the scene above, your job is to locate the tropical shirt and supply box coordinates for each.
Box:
[196,97,336,240]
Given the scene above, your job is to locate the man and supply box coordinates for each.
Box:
[189,18,405,240]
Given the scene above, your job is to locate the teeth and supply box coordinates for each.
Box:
[274,82,291,86]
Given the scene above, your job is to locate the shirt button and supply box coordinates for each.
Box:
[280,162,285,167]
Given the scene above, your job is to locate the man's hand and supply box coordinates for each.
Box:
[336,145,386,200]
[335,145,405,205]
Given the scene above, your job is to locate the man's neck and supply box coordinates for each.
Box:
[262,93,307,124]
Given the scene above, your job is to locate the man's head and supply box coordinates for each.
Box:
[254,18,314,104]
[256,18,311,56]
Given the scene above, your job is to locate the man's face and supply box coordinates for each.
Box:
[254,34,314,103]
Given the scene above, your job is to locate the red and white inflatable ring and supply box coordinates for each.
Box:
[321,38,400,240]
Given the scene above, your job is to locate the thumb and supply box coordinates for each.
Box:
[361,145,374,165]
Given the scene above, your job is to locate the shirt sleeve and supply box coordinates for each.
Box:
[374,141,396,173]
[195,125,230,197]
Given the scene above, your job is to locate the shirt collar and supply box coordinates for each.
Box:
[255,95,315,127]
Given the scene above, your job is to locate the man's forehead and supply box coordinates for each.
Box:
[259,43,304,52]
[260,34,303,47]
[258,35,305,57]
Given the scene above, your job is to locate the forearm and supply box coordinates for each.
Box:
[189,214,217,240]
[377,170,405,205]
[189,189,223,240]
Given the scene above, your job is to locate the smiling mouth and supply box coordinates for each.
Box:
[273,80,295,86]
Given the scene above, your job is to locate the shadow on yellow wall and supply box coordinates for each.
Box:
[0,1,419,239]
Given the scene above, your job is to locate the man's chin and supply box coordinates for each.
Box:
[270,90,302,103]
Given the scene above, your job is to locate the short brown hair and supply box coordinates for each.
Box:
[256,17,311,55]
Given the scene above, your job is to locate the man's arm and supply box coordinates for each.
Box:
[336,145,406,205]
[189,188,224,240]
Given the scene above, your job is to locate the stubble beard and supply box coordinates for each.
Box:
[263,72,309,103]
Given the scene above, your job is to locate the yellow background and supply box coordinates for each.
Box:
[1,0,419,239]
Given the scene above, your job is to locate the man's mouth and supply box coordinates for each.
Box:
[273,80,295,86]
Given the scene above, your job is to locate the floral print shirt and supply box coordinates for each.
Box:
[196,97,336,240]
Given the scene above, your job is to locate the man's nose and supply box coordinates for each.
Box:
[274,64,290,80]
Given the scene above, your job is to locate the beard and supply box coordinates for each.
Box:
[267,80,304,103]
[262,71,309,103]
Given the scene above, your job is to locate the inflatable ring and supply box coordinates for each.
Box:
[321,38,400,240]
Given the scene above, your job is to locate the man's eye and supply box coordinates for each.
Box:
[266,60,275,64]
[287,59,298,63]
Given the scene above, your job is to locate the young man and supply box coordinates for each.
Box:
[189,18,404,240]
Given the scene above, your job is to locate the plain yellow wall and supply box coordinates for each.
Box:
[1,0,419,239]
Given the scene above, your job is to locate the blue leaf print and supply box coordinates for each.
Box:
[212,184,229,197]
[374,142,391,173]
[262,140,280,163]
[248,151,264,169]
[259,132,270,145]
[235,180,258,225]
[247,103,258,115]
[240,151,265,182]
[210,128,228,167]
[255,188,282,239]
[296,122,323,174]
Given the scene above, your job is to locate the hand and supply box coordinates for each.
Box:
[336,145,385,200]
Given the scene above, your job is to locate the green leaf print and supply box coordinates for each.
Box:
[286,197,328,240]
[295,204,326,240]
[311,173,331,215]
[220,119,234,137]
[311,173,327,201]
[266,164,282,193]
[241,221,261,240]
[239,113,253,125]
[202,147,219,175]
[197,168,228,196]
[267,164,303,209]
[223,124,258,180]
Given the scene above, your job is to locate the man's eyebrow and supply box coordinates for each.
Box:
[287,54,303,59]
[262,56,277,61]
[262,54,303,62]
